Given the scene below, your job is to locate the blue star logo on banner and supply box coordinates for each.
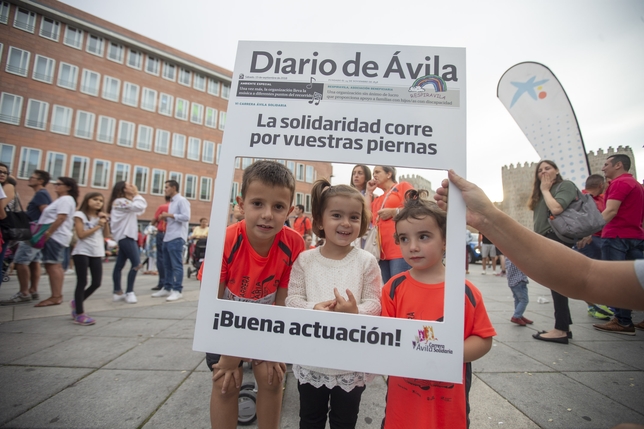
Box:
[509,76,549,107]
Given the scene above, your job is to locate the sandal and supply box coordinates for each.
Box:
[34,296,63,307]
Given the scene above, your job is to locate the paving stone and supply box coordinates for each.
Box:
[475,341,552,373]
[0,315,115,334]
[94,304,197,320]
[88,317,176,338]
[103,338,204,371]
[573,340,644,370]
[469,375,540,428]
[564,371,644,415]
[0,332,70,363]
[155,319,196,339]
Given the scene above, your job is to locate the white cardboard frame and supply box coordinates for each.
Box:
[194,41,467,382]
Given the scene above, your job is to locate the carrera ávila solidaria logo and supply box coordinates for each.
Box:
[412,325,453,354]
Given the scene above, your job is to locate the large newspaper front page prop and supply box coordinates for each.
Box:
[194,42,467,382]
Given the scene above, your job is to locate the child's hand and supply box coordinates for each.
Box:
[257,360,287,385]
[333,288,359,314]
[212,355,243,393]
[313,299,336,311]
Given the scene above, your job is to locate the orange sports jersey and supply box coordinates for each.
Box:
[198,220,304,304]
[371,181,413,260]
[381,274,496,429]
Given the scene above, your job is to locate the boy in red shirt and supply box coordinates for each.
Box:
[200,161,304,429]
[381,189,496,429]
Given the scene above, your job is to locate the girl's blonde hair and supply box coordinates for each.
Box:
[311,178,371,239]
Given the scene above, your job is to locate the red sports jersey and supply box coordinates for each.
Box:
[198,220,304,304]
[381,274,496,429]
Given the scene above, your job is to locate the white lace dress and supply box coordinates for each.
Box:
[285,246,382,392]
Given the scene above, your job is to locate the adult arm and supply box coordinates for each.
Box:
[602,199,621,224]
[45,213,67,240]
[434,170,644,310]
[0,184,15,219]
[113,195,147,214]
[161,198,191,223]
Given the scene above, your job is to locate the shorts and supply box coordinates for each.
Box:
[13,241,42,265]
[481,243,496,258]
[205,353,244,372]
[42,239,65,264]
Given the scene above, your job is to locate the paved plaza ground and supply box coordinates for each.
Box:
[0,260,643,428]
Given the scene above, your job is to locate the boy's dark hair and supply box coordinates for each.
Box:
[393,189,447,243]
[585,174,605,190]
[241,160,295,201]
[311,178,370,239]
[165,179,180,192]
[295,204,305,211]
[200,217,208,222]
[34,169,50,185]
[607,154,631,172]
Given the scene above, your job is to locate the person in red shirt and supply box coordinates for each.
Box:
[150,196,170,291]
[381,189,495,429]
[289,204,312,237]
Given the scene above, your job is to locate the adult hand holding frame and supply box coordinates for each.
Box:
[194,41,467,382]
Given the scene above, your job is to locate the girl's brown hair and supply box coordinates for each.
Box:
[527,160,563,211]
[393,189,447,243]
[310,178,371,239]
[79,192,105,217]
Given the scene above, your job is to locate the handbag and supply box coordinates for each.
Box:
[0,196,33,241]
[30,223,52,249]
[362,227,380,260]
[548,182,605,244]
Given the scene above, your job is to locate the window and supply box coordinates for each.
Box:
[203,141,215,164]
[127,49,142,69]
[6,46,30,76]
[306,165,314,183]
[187,137,200,161]
[169,171,182,185]
[287,161,295,175]
[80,69,100,96]
[222,83,230,99]
[172,133,185,157]
[0,2,9,25]
[97,115,115,143]
[155,129,170,154]
[296,192,303,206]
[45,152,65,179]
[122,82,139,107]
[13,7,35,33]
[113,163,130,184]
[50,105,73,135]
[39,17,60,41]
[0,92,23,125]
[230,182,239,204]
[92,159,110,189]
[106,42,124,63]
[190,103,203,124]
[193,74,206,91]
[69,156,89,186]
[175,98,188,120]
[200,177,213,201]
[32,55,55,83]
[205,107,218,128]
[74,110,95,139]
[18,147,41,179]
[216,144,221,165]
[117,121,135,147]
[158,93,173,116]
[25,99,49,130]
[219,111,227,130]
[102,76,120,101]
[145,56,159,75]
[296,163,305,181]
[86,34,104,56]
[207,78,220,96]
[64,26,83,49]
[185,175,197,199]
[133,166,149,193]
[57,62,78,90]
[137,125,153,151]
[178,68,191,86]
[241,158,253,170]
[141,88,157,112]
[162,62,176,81]
[235,158,241,169]
[150,169,166,195]
[0,144,15,173]
[305,194,312,213]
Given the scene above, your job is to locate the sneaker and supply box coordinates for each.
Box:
[588,307,611,321]
[635,321,644,331]
[593,318,636,335]
[1,292,32,305]
[520,316,534,325]
[166,291,183,302]
[70,300,77,319]
[125,292,138,304]
[510,317,526,326]
[594,305,614,317]
[73,314,96,326]
[30,292,39,300]
[481,271,487,275]
[113,293,126,302]
[152,289,171,298]
[65,269,75,275]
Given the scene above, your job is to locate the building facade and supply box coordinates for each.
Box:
[0,0,331,224]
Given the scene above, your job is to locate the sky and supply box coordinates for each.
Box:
[61,0,644,201]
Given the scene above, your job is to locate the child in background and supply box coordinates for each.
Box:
[71,192,110,325]
[286,179,382,429]
[201,161,305,429]
[506,258,533,326]
[381,190,496,429]
[303,233,314,249]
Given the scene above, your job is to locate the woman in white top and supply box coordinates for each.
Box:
[108,182,147,304]
[0,163,14,289]
[71,192,110,325]
[34,177,78,307]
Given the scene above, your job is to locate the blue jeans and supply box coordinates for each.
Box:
[576,236,604,260]
[113,238,140,294]
[379,258,411,284]
[156,232,165,288]
[163,238,185,292]
[602,237,644,326]
[510,281,529,319]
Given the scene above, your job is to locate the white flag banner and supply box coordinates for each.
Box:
[497,62,590,189]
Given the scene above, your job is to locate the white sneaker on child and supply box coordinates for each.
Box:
[125,292,137,304]
[113,293,126,302]
[166,291,183,302]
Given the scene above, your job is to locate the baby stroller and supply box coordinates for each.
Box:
[186,238,207,278]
